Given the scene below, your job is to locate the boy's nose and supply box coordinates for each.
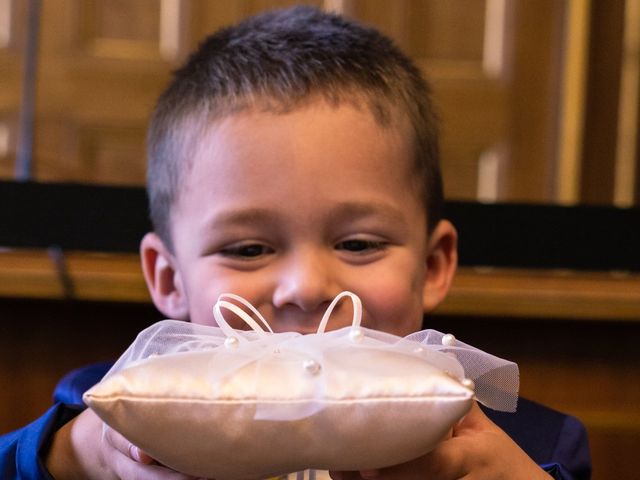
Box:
[272,250,337,313]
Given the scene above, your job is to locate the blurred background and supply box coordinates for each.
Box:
[0,1,638,479]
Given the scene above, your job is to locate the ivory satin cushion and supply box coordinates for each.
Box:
[84,294,517,479]
[84,327,475,479]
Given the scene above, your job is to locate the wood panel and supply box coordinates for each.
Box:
[189,0,323,49]
[0,117,16,177]
[580,0,624,205]
[11,0,628,206]
[0,0,25,179]
[0,298,160,433]
[343,0,506,201]
[500,0,566,202]
[637,84,640,204]
[77,0,162,59]
[4,1,639,205]
[615,0,640,207]
[19,0,327,185]
[2,0,562,201]
[31,0,176,184]
[0,249,149,302]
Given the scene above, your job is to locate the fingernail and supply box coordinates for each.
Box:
[129,444,142,462]
[129,445,156,465]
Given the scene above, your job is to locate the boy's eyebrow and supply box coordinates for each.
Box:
[206,202,409,229]
[206,208,280,227]
[326,202,408,226]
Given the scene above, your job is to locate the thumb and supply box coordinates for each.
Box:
[103,424,156,465]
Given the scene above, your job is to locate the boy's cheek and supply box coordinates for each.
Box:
[187,273,269,326]
[356,284,425,336]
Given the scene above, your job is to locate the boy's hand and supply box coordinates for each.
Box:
[46,408,199,479]
[329,402,553,480]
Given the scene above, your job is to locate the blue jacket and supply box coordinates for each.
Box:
[1,362,591,479]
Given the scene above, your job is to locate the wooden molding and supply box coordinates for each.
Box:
[439,266,640,320]
[1,249,639,321]
[0,249,149,302]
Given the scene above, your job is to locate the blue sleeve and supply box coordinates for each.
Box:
[54,361,113,405]
[0,403,84,480]
[540,414,592,480]
[483,398,592,479]
[0,362,109,479]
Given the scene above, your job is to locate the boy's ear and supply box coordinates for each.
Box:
[422,220,458,313]
[140,232,189,320]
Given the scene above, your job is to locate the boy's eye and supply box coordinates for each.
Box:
[219,243,274,259]
[335,239,387,253]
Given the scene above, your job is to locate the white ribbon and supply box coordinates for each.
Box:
[103,292,519,415]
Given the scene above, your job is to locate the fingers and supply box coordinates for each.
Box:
[103,426,156,465]
[332,402,550,480]
[102,422,198,479]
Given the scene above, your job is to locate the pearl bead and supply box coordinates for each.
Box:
[349,328,364,342]
[303,359,321,375]
[462,378,475,390]
[441,333,456,347]
[224,336,240,349]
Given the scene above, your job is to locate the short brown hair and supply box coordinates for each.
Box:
[147,6,442,249]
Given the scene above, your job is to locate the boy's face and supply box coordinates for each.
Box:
[142,100,456,336]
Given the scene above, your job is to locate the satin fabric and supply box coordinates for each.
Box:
[84,324,476,479]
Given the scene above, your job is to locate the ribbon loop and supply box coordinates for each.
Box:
[316,291,362,334]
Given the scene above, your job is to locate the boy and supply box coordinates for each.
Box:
[1,6,590,479]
